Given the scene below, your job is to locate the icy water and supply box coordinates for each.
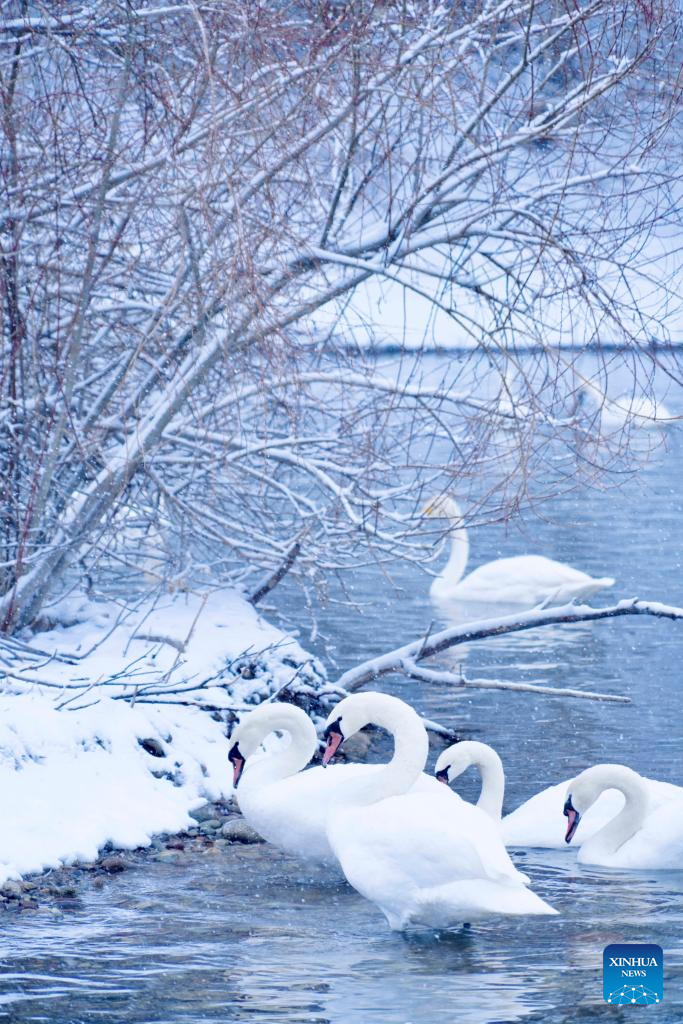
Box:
[1,843,682,1023]
[2,355,683,1023]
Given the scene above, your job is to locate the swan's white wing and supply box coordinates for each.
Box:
[471,555,592,586]
[645,777,683,806]
[330,789,525,891]
[622,800,683,869]
[238,762,378,862]
[328,790,552,929]
[411,878,558,927]
[442,555,612,605]
[579,797,683,870]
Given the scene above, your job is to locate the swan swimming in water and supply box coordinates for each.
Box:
[423,495,614,607]
[322,693,557,930]
[580,379,675,431]
[228,700,441,864]
[433,740,674,849]
[564,764,683,869]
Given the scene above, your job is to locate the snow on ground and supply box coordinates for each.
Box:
[0,590,326,885]
[307,205,683,353]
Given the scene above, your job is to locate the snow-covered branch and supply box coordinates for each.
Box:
[337,599,683,700]
[1,0,681,629]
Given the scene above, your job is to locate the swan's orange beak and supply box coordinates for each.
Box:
[228,741,245,788]
[563,794,581,843]
[232,756,245,788]
[322,717,344,766]
[435,767,450,784]
[322,731,343,766]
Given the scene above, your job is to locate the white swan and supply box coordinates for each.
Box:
[581,379,674,431]
[564,764,683,869]
[423,496,614,607]
[434,740,647,849]
[228,701,439,864]
[322,693,557,929]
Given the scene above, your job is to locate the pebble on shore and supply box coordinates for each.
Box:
[1,801,264,912]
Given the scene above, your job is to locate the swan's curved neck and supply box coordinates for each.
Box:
[470,744,505,821]
[579,766,650,858]
[441,512,469,586]
[239,707,317,790]
[351,702,429,807]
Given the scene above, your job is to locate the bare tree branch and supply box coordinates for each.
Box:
[337,598,683,695]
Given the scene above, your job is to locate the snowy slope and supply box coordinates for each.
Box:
[0,590,325,884]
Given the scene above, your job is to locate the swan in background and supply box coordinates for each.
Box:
[435,741,506,821]
[564,764,683,869]
[322,693,557,929]
[434,740,645,849]
[580,378,675,431]
[423,495,614,607]
[228,701,441,864]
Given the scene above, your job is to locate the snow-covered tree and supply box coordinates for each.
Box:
[1,0,681,630]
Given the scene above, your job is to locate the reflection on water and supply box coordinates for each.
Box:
[0,356,682,1023]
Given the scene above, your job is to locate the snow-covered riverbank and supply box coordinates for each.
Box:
[0,590,326,885]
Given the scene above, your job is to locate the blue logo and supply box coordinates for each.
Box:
[603,943,663,1005]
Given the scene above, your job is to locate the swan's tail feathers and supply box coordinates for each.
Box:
[563,576,615,602]
[411,880,558,926]
[591,576,615,591]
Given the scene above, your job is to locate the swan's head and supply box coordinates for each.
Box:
[421,495,464,522]
[228,703,315,788]
[322,692,423,766]
[563,764,641,844]
[228,739,246,788]
[563,767,597,843]
[434,740,487,785]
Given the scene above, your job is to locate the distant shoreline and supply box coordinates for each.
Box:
[318,340,683,357]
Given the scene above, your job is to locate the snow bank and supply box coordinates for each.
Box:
[307,217,683,353]
[0,590,324,885]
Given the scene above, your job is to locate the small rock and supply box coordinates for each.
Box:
[138,737,166,758]
[153,850,181,863]
[201,818,222,831]
[56,885,78,898]
[100,856,127,874]
[1,881,22,899]
[189,803,215,823]
[220,819,264,844]
[165,839,185,851]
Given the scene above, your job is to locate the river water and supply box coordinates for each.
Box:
[1,355,683,1023]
